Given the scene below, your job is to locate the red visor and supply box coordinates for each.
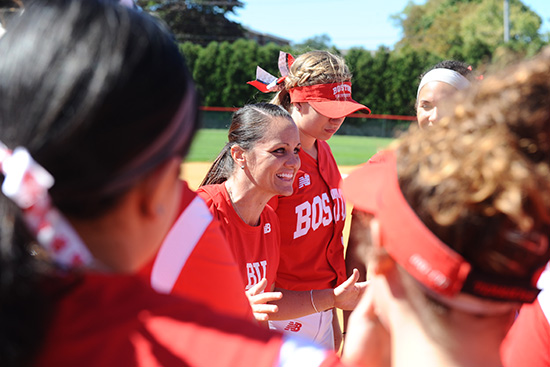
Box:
[342,150,542,303]
[289,82,371,119]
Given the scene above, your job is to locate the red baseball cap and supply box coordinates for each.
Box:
[289,82,371,119]
[342,150,542,303]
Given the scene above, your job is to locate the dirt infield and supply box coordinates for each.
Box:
[182,162,212,190]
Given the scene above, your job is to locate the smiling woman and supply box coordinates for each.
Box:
[196,102,366,329]
[198,102,301,325]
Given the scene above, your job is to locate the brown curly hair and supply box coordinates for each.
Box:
[396,47,550,282]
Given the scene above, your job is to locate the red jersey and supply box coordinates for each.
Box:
[197,183,280,292]
[36,273,338,367]
[141,182,253,321]
[270,141,347,291]
[501,263,550,367]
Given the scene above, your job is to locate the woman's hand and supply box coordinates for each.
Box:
[341,282,391,367]
[245,278,283,322]
[334,268,369,310]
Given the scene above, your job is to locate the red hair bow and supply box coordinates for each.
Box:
[247,51,295,93]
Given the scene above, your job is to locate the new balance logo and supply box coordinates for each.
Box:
[284,321,303,332]
[298,174,311,189]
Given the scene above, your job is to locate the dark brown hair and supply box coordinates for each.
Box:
[201,102,293,186]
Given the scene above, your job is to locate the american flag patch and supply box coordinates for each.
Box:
[298,174,311,189]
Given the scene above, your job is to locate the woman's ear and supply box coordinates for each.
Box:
[230,145,246,169]
[137,157,182,219]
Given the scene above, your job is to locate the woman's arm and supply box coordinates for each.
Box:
[343,209,372,331]
[332,308,343,352]
[268,269,367,320]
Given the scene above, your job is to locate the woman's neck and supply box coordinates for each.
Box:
[390,308,509,367]
[299,131,318,159]
[224,178,270,226]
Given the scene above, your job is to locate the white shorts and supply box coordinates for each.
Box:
[269,310,334,350]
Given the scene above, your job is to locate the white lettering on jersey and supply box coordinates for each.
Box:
[330,188,346,221]
[322,192,333,226]
[311,196,322,231]
[264,223,271,234]
[245,260,268,290]
[293,189,345,239]
[293,201,311,239]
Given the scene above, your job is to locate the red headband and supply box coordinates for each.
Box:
[289,82,370,119]
[342,150,543,303]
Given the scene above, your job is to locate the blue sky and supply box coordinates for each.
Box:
[227,0,550,50]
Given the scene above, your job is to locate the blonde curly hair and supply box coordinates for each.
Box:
[271,50,351,111]
[396,47,550,280]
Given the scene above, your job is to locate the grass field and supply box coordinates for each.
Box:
[187,129,394,166]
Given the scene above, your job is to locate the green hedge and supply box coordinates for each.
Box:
[181,41,441,118]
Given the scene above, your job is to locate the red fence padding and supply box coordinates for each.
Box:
[351,113,416,121]
[199,106,417,121]
[200,106,238,112]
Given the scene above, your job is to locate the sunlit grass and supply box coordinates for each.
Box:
[187,129,394,166]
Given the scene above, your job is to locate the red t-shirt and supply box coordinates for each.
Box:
[36,273,337,366]
[270,141,347,291]
[197,183,280,292]
[501,263,550,367]
[141,182,253,321]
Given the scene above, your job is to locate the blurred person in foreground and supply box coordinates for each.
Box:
[343,59,476,330]
[340,48,550,367]
[0,1,343,365]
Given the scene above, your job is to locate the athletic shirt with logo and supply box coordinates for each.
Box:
[270,141,347,291]
[197,183,280,292]
[141,182,253,321]
[501,263,550,367]
[36,273,339,367]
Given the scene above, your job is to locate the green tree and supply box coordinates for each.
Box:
[179,42,203,71]
[393,0,546,66]
[136,0,245,45]
[193,42,222,105]
[347,46,439,116]
[294,34,332,51]
[185,39,440,116]
[387,47,439,115]
[223,39,259,106]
